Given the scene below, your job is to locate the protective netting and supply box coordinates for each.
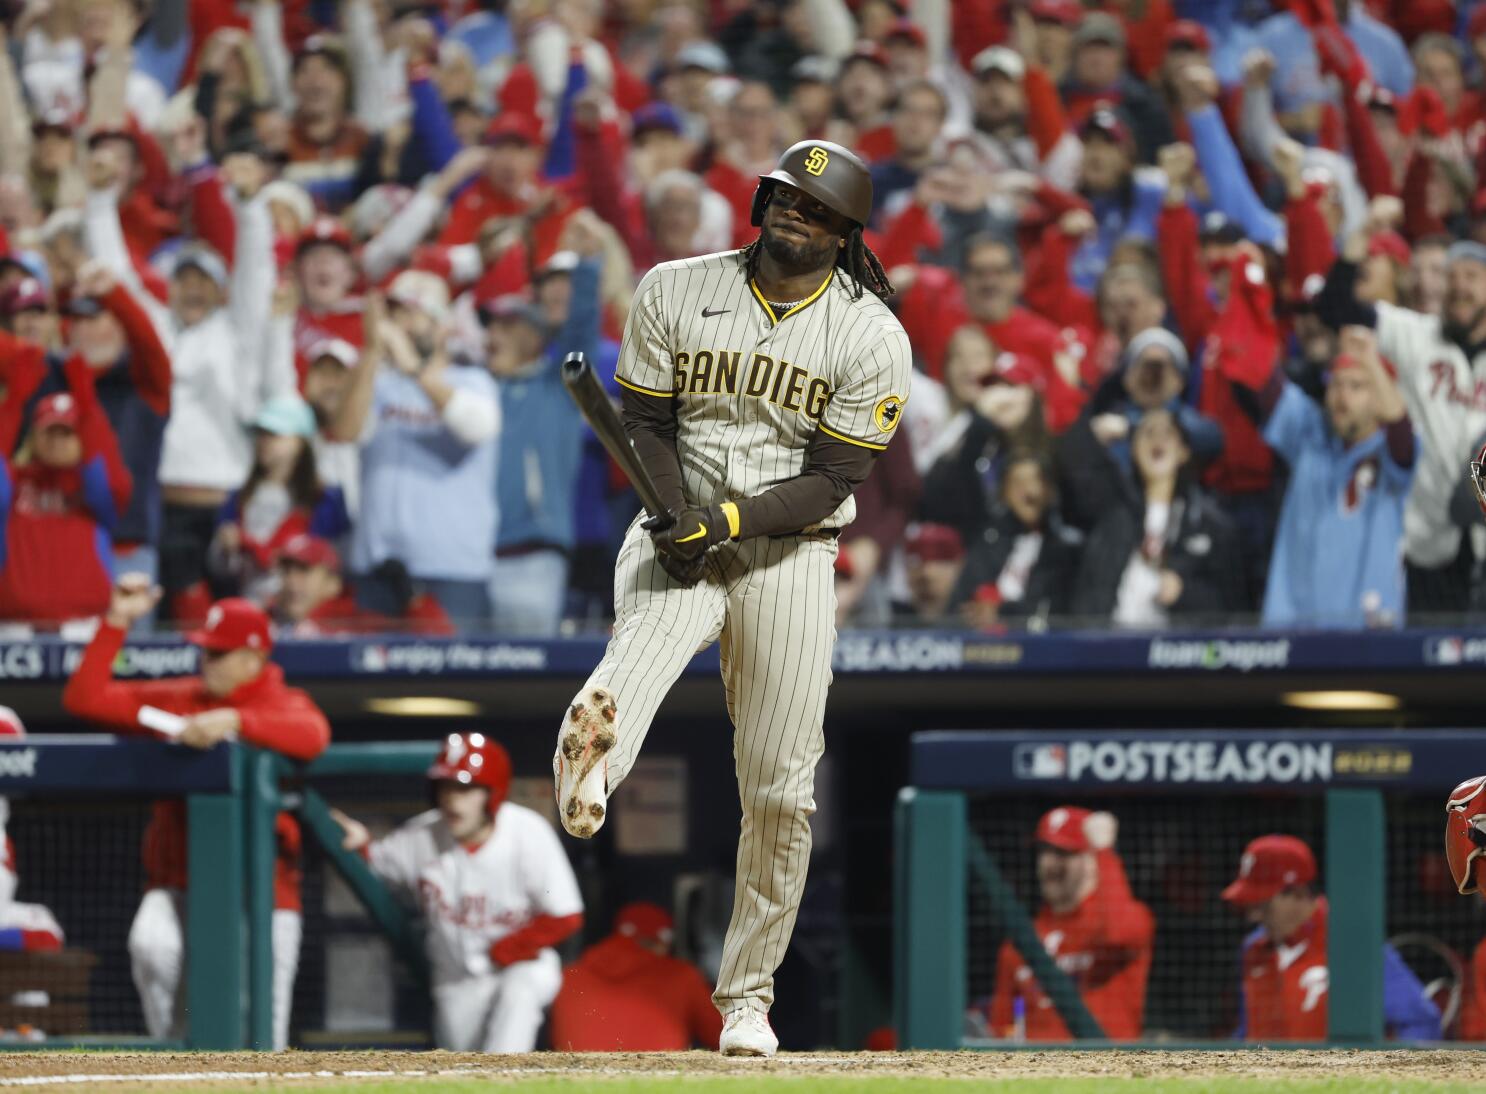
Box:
[965,792,1484,1043]
[4,800,150,1038]
[290,777,432,1046]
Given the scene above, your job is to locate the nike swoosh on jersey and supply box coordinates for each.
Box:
[701,306,731,317]
[676,523,708,543]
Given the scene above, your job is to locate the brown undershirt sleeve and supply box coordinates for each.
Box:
[733,432,878,538]
[620,385,688,515]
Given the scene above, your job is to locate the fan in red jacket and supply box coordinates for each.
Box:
[62,585,330,1050]
[0,390,129,624]
[988,806,1155,1041]
[550,902,723,1051]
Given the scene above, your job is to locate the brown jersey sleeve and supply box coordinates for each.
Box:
[621,385,688,515]
[733,432,877,538]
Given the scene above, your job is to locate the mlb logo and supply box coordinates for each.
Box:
[359,645,389,672]
[1014,743,1066,779]
[1428,637,1464,666]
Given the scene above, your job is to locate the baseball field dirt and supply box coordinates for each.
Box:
[2,1049,1486,1092]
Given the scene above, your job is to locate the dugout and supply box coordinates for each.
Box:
[3,627,1486,1049]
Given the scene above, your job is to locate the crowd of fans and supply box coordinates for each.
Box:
[2,0,1486,635]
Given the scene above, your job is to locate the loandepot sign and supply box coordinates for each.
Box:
[1022,739,1334,785]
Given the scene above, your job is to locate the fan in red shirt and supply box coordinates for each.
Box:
[0,388,130,624]
[896,235,1089,432]
[438,113,575,264]
[61,582,330,1050]
[988,806,1155,1041]
[549,902,722,1052]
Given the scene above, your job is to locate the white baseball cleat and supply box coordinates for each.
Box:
[719,1007,777,1057]
[554,687,617,838]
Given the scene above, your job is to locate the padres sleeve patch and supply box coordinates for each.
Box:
[873,395,905,433]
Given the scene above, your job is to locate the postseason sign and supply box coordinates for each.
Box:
[911,729,1474,793]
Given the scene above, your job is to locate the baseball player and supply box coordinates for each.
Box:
[0,708,64,953]
[61,578,330,1050]
[1223,834,1439,1040]
[333,732,583,1052]
[553,140,912,1056]
[987,807,1153,1041]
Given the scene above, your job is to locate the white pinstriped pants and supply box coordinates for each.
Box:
[568,516,837,1016]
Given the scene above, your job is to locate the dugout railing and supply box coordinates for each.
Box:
[893,729,1485,1050]
[0,737,446,1050]
[0,736,246,1048]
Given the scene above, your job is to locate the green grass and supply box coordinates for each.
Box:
[252,1079,1486,1093]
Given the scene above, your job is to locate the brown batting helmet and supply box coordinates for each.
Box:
[750,140,873,229]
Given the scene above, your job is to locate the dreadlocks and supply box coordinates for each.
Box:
[740,226,895,301]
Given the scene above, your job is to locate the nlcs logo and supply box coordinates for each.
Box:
[803,147,829,176]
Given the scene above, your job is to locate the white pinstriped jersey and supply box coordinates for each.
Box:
[614,250,913,529]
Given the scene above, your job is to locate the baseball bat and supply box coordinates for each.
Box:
[561,351,674,529]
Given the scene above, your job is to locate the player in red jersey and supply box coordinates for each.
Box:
[988,806,1154,1040]
[1225,834,1439,1040]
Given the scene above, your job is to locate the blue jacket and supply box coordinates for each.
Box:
[1070,173,1165,293]
[1187,104,1283,249]
[573,336,624,549]
[1261,383,1413,628]
[494,258,601,553]
[351,364,500,582]
[1257,10,1413,114]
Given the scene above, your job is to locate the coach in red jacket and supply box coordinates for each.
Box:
[63,579,329,1049]
[550,903,722,1052]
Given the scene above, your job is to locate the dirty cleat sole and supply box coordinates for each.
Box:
[554,687,617,838]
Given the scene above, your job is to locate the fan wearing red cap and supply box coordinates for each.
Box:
[903,522,966,620]
[987,806,1154,1042]
[62,578,330,1049]
[292,217,365,384]
[0,706,65,953]
[439,109,574,263]
[550,900,724,1051]
[0,389,132,624]
[1223,833,1439,1039]
[330,732,583,1052]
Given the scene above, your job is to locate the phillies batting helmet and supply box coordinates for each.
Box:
[428,732,512,814]
[750,140,873,229]
[1447,775,1486,895]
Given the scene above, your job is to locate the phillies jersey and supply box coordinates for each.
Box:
[366,803,583,984]
[1374,301,1486,567]
[1237,900,1441,1040]
[988,852,1155,1040]
[1239,899,1331,1040]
